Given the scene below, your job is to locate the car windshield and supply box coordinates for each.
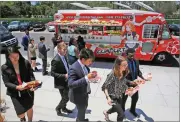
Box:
[0,25,9,34]
[175,24,180,29]
[0,25,10,40]
[20,22,28,26]
[10,21,19,25]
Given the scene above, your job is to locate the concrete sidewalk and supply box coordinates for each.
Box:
[1,55,179,121]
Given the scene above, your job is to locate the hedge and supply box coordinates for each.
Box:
[0,18,54,23]
[166,19,180,24]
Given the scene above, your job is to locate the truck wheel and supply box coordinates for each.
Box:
[153,52,170,64]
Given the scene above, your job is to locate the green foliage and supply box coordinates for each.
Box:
[0,1,179,19]
[166,19,180,24]
[0,18,53,23]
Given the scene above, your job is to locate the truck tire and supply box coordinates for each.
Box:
[153,52,170,64]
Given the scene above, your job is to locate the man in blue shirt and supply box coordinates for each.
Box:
[22,29,30,51]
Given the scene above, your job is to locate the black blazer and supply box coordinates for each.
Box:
[126,59,144,81]
[51,54,69,89]
[68,61,90,104]
[1,59,35,97]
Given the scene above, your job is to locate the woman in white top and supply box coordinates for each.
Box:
[68,38,79,65]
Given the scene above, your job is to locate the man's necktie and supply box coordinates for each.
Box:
[62,57,69,73]
[83,66,91,93]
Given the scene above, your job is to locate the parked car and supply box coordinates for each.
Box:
[19,22,33,31]
[8,21,20,31]
[168,24,180,36]
[0,25,18,53]
[47,21,55,32]
[0,21,9,29]
[33,22,46,31]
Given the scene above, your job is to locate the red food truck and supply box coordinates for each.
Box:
[53,10,179,63]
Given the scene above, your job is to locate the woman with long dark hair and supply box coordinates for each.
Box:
[1,46,36,122]
[102,56,138,121]
[77,36,85,51]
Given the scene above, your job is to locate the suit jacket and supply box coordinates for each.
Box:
[126,59,144,82]
[68,61,90,104]
[1,59,35,97]
[38,42,49,59]
[51,54,69,89]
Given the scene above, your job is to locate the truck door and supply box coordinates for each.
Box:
[152,24,179,63]
[141,24,160,61]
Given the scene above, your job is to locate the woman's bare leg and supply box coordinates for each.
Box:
[27,107,33,121]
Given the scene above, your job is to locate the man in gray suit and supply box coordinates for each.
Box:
[38,36,50,75]
[68,48,98,122]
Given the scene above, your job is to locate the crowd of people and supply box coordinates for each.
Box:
[1,29,152,122]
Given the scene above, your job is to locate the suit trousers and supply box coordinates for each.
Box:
[75,95,88,121]
[107,97,124,121]
[42,59,47,74]
[56,88,69,110]
[122,91,139,112]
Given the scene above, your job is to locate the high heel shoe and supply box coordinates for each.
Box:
[20,117,26,122]
[103,110,110,122]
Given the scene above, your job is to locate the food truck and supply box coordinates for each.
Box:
[53,10,179,63]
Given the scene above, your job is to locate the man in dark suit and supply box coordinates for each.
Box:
[51,42,72,116]
[122,48,148,117]
[68,48,97,122]
[38,36,50,75]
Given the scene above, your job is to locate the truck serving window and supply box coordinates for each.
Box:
[67,25,88,34]
[105,26,122,35]
[92,26,103,31]
[59,25,68,34]
[143,24,159,38]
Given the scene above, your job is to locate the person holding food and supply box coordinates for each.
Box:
[102,55,139,122]
[68,48,98,122]
[1,46,36,122]
[122,48,151,118]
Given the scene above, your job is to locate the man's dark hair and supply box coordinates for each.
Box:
[80,48,95,61]
[126,48,135,55]
[40,36,45,41]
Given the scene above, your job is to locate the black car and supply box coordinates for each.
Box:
[0,21,9,29]
[0,25,18,53]
[19,22,33,31]
[168,24,180,36]
[33,22,46,31]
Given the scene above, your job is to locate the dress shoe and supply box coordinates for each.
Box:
[56,108,63,116]
[84,118,89,122]
[62,108,73,113]
[35,67,39,72]
[43,71,49,76]
[76,118,89,122]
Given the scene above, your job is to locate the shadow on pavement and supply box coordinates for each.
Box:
[125,108,154,122]
[91,56,179,69]
[63,107,91,119]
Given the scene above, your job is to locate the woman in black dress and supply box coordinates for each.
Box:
[1,46,36,122]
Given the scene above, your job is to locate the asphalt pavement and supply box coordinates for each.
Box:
[0,54,179,121]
